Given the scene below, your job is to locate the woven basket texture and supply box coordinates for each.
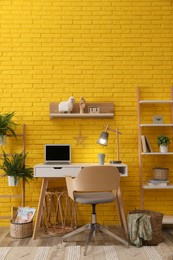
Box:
[153,168,169,180]
[129,209,163,246]
[10,221,33,239]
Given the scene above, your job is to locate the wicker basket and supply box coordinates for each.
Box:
[129,209,163,246]
[153,168,169,180]
[10,220,33,239]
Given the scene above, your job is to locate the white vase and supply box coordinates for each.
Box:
[0,135,6,145]
[159,145,168,153]
[8,176,19,186]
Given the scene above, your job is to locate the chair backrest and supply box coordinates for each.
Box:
[72,166,120,192]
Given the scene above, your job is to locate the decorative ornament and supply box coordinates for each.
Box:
[79,97,86,114]
[153,115,163,124]
[58,96,75,113]
[73,129,87,145]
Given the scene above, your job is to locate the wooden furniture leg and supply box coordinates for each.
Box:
[117,188,128,239]
[32,178,49,239]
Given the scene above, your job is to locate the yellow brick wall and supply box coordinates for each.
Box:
[0,0,173,226]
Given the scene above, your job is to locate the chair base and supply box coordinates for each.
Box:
[62,223,129,255]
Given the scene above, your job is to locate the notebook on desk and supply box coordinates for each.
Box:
[44,144,71,165]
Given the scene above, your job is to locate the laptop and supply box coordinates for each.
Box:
[44,144,71,165]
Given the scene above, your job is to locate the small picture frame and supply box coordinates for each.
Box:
[88,106,100,114]
[153,115,163,124]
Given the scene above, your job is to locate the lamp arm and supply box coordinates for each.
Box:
[105,124,109,132]
[107,127,122,135]
[106,126,122,163]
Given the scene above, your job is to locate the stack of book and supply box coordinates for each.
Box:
[147,179,169,187]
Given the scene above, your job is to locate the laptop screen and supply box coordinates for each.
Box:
[44,144,71,164]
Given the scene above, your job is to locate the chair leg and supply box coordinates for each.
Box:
[62,223,90,241]
[116,197,123,226]
[116,188,129,239]
[84,224,95,256]
[99,224,129,247]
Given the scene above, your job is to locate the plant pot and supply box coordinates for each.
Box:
[8,176,20,186]
[159,145,168,153]
[0,135,6,145]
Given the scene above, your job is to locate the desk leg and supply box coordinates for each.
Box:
[32,178,49,239]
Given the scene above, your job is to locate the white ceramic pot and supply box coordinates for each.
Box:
[8,176,19,186]
[159,145,168,153]
[0,135,6,145]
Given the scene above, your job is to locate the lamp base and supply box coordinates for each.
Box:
[110,160,122,164]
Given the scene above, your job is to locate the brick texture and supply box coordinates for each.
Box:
[0,0,173,226]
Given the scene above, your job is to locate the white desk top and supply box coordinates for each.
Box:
[34,162,127,167]
[34,163,128,177]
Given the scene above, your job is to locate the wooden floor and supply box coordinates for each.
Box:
[0,225,173,247]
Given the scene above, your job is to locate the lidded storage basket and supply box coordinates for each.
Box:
[153,168,169,180]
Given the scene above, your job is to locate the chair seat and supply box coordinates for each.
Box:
[74,192,115,204]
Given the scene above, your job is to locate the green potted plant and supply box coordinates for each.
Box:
[157,135,170,153]
[0,112,18,145]
[0,150,34,186]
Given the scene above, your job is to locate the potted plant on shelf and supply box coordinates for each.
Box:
[157,135,170,153]
[0,150,34,186]
[0,112,18,145]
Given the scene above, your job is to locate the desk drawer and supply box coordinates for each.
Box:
[34,166,81,177]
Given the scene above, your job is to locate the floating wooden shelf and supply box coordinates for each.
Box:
[50,102,114,118]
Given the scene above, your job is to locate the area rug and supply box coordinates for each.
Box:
[0,243,172,260]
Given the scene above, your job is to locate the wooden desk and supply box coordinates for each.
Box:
[32,163,128,239]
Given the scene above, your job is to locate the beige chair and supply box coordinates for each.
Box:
[62,165,129,255]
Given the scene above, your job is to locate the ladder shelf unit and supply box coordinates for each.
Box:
[0,124,26,221]
[137,86,173,224]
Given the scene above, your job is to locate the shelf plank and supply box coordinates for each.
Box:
[143,185,173,189]
[163,215,173,224]
[0,194,22,198]
[140,100,173,104]
[6,134,24,137]
[140,124,173,127]
[142,152,173,155]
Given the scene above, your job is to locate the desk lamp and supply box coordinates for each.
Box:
[97,124,122,164]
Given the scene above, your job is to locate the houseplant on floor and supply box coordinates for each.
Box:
[157,135,170,153]
[0,112,18,145]
[0,150,34,186]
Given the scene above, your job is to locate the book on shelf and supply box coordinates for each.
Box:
[141,135,153,153]
[147,179,169,187]
[145,136,153,152]
[141,135,147,153]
